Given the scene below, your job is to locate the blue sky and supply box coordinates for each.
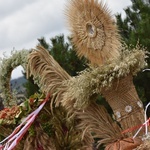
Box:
[0,0,132,79]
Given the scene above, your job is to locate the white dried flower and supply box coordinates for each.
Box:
[125,105,132,113]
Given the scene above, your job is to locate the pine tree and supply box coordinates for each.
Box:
[116,0,150,109]
[38,35,86,76]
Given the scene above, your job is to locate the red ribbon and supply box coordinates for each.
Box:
[122,118,150,134]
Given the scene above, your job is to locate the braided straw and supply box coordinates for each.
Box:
[101,75,145,137]
[65,0,121,66]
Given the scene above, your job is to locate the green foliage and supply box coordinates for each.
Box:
[116,0,150,104]
[23,75,39,97]
[116,0,150,48]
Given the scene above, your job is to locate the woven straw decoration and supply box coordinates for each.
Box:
[101,75,145,137]
[66,0,121,66]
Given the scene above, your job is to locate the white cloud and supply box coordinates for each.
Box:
[0,0,132,79]
[11,65,25,79]
[106,0,132,17]
[0,0,67,52]
[0,0,37,19]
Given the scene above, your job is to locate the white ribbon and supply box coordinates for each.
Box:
[133,102,150,139]
[142,69,150,72]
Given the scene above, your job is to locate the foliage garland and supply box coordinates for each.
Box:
[62,45,148,109]
[0,50,30,106]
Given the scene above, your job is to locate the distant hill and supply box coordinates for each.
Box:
[11,76,27,94]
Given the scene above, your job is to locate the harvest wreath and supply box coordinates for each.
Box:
[0,0,149,150]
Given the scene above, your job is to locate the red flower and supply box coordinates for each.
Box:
[0,112,7,119]
[29,98,34,105]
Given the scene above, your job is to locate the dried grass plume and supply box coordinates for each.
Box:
[27,46,71,107]
[76,103,124,148]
